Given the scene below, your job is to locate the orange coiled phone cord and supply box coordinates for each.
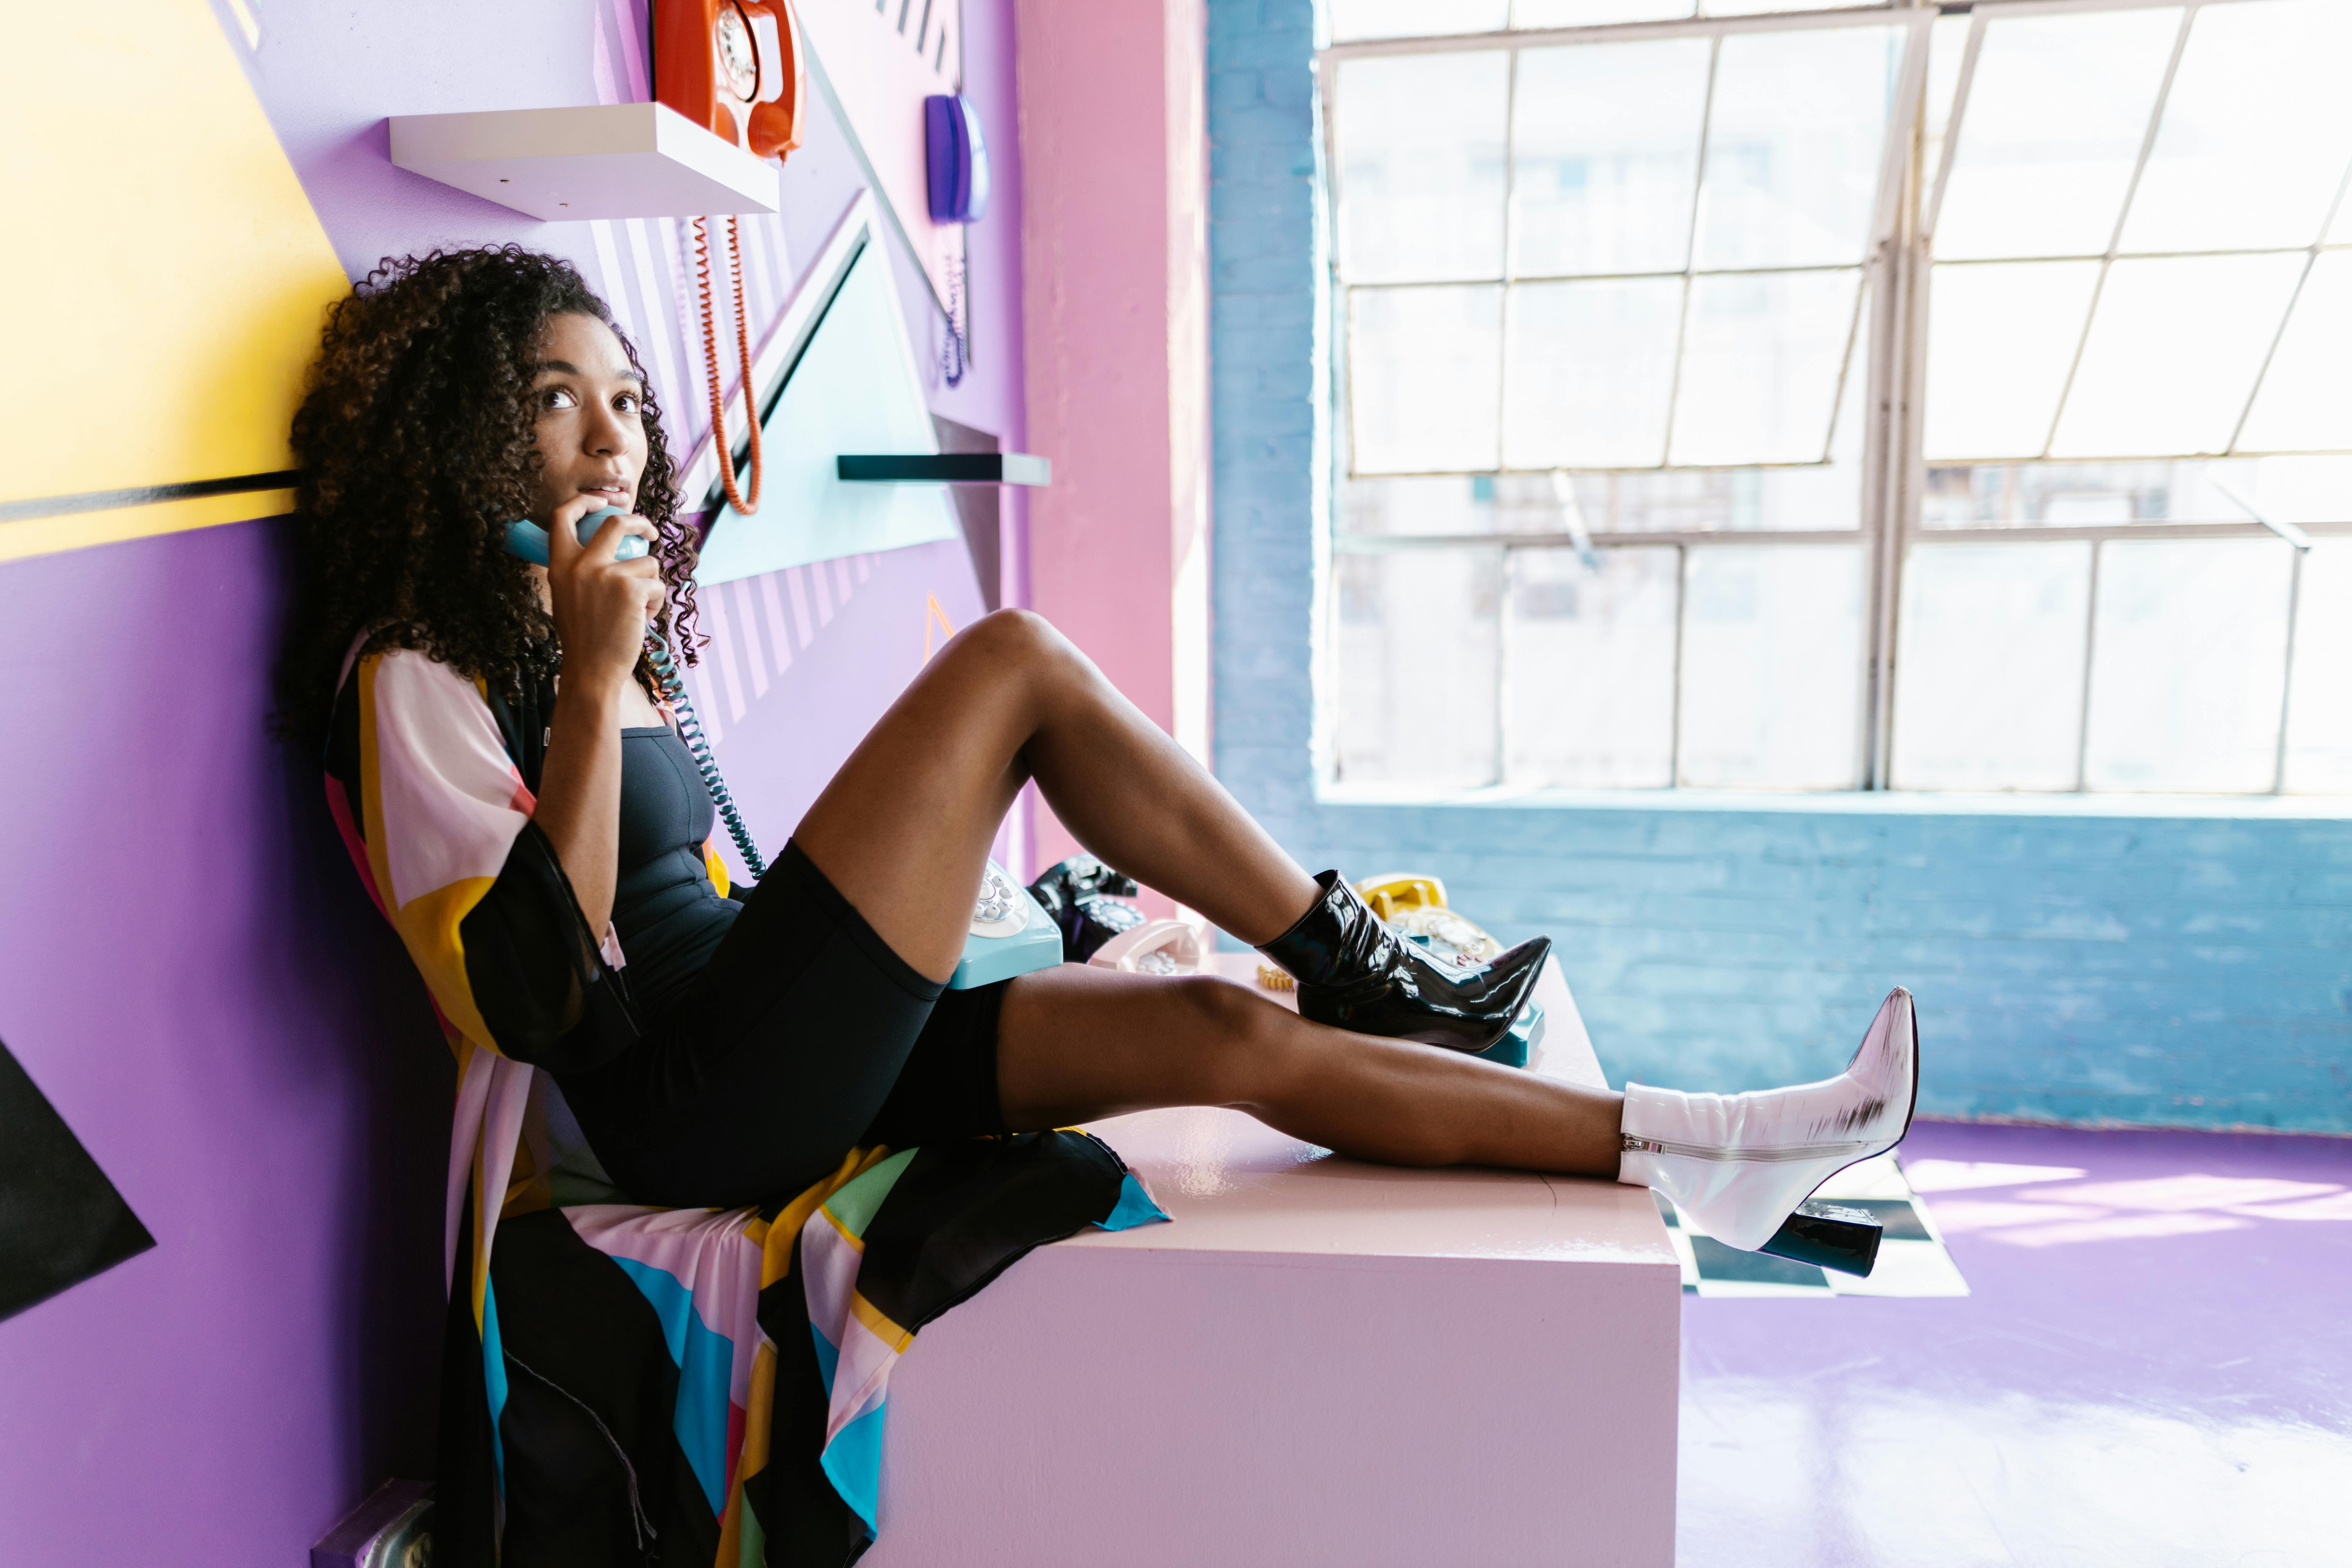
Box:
[693,214,763,515]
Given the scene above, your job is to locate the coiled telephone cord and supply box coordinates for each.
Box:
[693,214,763,515]
[645,635,768,883]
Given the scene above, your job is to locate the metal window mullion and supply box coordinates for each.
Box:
[1496,544,1515,788]
[1335,519,2352,550]
[2274,540,2307,794]
[1487,51,1524,789]
[1324,3,1907,63]
[1822,267,1873,467]
[1351,242,2352,293]
[1320,51,1354,789]
[1922,8,1988,243]
[1660,37,1721,469]
[2036,3,2196,462]
[1671,542,1688,788]
[2075,537,2103,792]
[1869,12,1936,253]
[1496,48,1521,478]
[1342,529,1871,550]
[1322,0,2276,66]
[1867,226,1925,790]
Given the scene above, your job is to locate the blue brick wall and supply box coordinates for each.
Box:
[1204,0,2352,1134]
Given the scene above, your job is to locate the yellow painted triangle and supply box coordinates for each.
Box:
[0,0,351,563]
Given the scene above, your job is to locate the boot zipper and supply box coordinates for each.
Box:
[1620,1135,1878,1163]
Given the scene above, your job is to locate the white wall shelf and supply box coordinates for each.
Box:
[387,103,779,221]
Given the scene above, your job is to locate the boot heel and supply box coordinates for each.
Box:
[1758,1201,1881,1278]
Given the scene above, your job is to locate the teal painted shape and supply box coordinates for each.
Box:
[949,884,1063,989]
[610,1256,736,1515]
[1095,1172,1172,1232]
[695,241,961,584]
[819,1399,890,1537]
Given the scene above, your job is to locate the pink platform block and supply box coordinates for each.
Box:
[864,957,1680,1567]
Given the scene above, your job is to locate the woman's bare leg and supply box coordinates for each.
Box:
[791,609,1619,1174]
[997,965,1626,1176]
[793,609,1320,983]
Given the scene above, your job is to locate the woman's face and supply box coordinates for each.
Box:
[527,311,648,522]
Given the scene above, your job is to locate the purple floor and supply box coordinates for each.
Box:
[1678,1121,2352,1568]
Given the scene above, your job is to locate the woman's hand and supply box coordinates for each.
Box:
[544,493,664,694]
[535,495,663,940]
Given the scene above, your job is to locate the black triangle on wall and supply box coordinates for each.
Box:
[0,1035,155,1324]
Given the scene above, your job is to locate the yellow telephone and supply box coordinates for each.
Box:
[1355,873,1504,967]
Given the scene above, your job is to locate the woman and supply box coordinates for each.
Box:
[280,246,1915,1279]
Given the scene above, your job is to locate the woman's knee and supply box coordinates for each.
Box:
[1162,976,1295,1100]
[949,609,1092,694]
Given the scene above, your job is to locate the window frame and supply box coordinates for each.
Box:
[1317,0,2352,797]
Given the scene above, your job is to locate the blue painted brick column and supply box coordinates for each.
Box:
[1204,0,2352,1133]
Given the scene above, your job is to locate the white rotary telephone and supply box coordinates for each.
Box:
[953,860,1064,988]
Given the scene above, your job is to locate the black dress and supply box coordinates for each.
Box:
[551,723,1014,1209]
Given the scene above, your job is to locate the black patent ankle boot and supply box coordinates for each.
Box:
[1256,872,1551,1054]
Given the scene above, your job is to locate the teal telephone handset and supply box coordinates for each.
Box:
[502,508,1058,987]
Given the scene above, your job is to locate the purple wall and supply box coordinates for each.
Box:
[0,0,1028,1555]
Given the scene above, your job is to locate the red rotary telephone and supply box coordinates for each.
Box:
[656,0,807,514]
[656,0,804,159]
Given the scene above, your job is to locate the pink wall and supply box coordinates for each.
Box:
[0,0,1026,1556]
[1015,0,1210,900]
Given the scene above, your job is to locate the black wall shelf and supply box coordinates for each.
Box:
[837,453,1051,486]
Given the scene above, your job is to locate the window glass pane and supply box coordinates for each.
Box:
[1336,54,1510,283]
[1677,544,1863,787]
[1332,0,1507,42]
[1923,260,2100,461]
[1503,547,1678,787]
[1340,474,1498,538]
[2237,252,2352,455]
[1921,456,2352,530]
[1502,277,1683,468]
[1349,285,1504,473]
[1742,365,1866,530]
[1892,542,2090,791]
[2051,254,2304,459]
[2284,542,2352,792]
[1693,26,1904,271]
[1332,547,1501,785]
[2118,0,2352,254]
[1930,10,2180,261]
[2083,538,2291,792]
[1511,39,1709,278]
[1670,268,1859,466]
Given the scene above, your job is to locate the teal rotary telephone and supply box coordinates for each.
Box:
[503,508,1058,988]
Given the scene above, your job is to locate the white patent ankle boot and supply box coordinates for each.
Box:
[1618,987,1917,1277]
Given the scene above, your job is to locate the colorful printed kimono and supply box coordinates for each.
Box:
[324,644,1164,1564]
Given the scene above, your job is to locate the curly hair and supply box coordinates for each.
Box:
[274,245,701,745]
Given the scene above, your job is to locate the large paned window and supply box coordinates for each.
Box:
[1323,0,2352,795]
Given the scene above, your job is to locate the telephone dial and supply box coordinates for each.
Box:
[503,508,1062,990]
